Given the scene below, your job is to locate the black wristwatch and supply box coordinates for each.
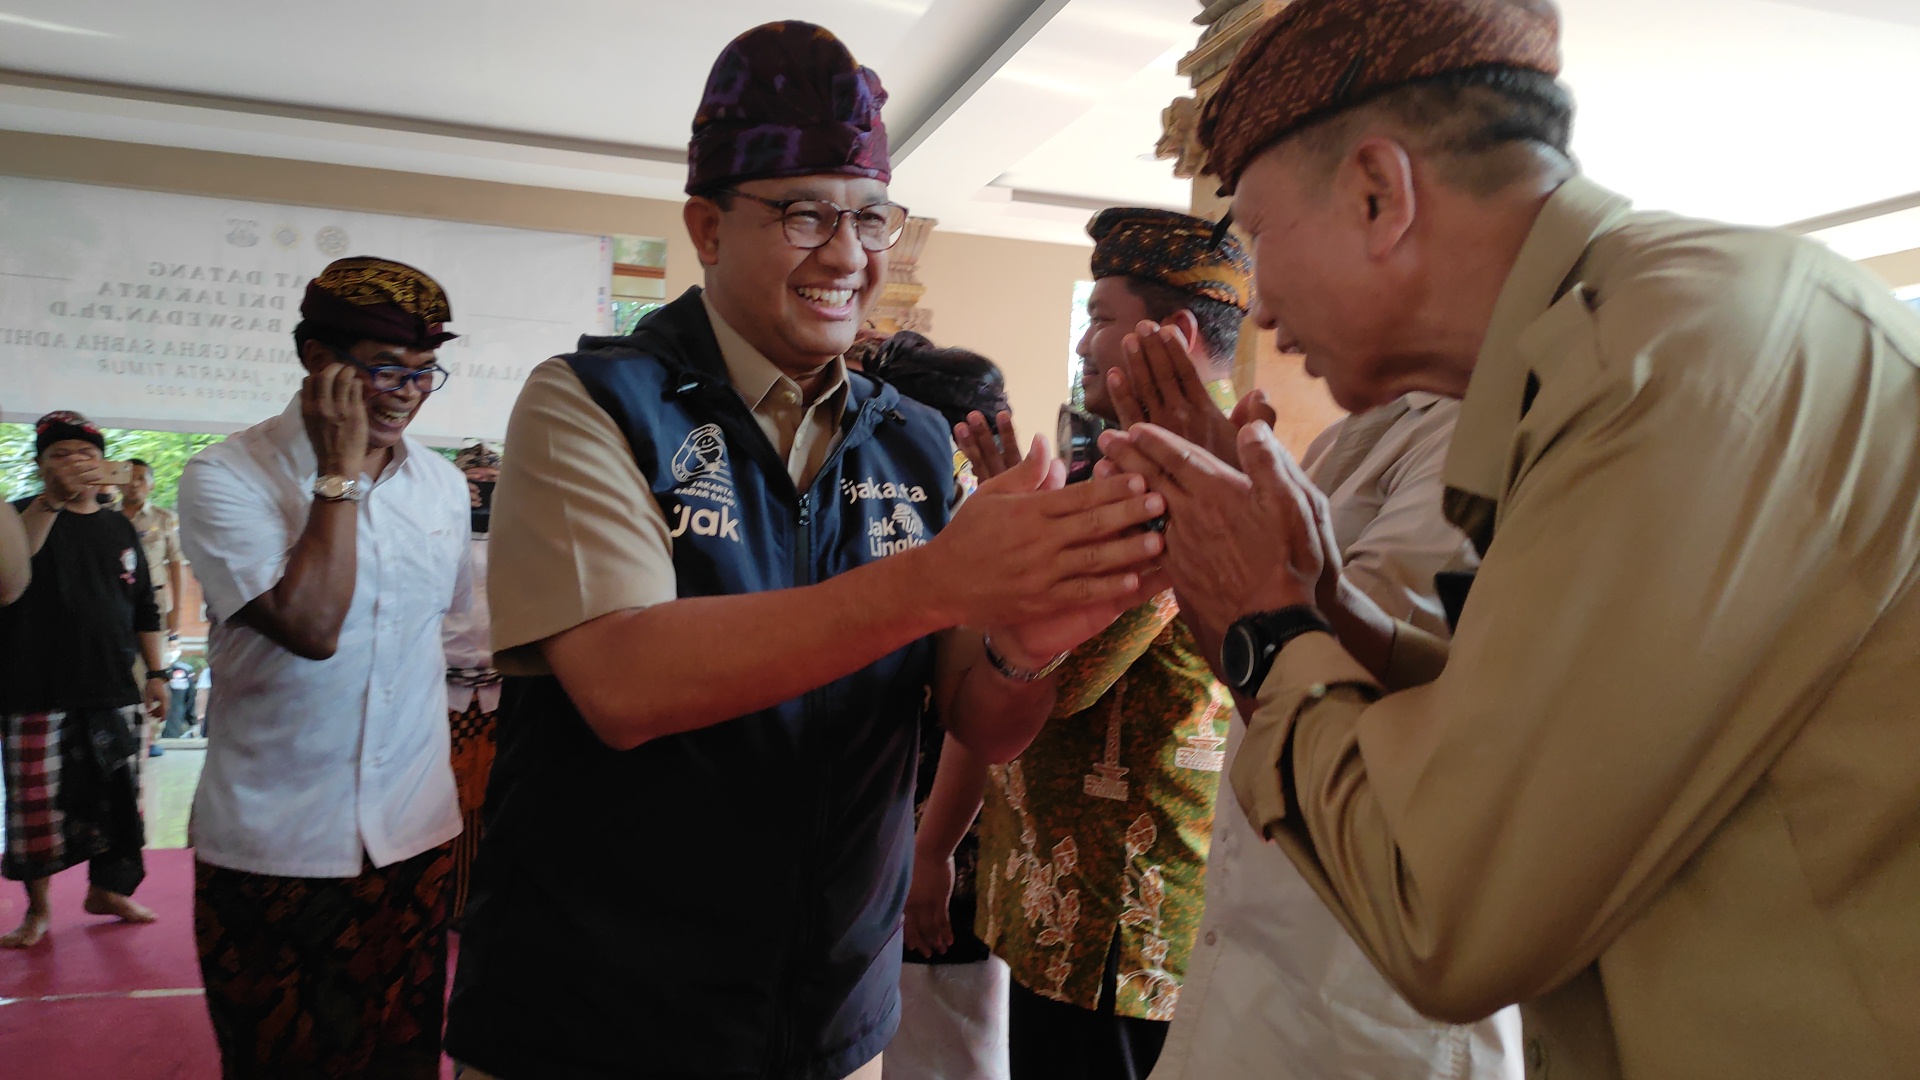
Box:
[145,670,170,682]
[1221,606,1333,694]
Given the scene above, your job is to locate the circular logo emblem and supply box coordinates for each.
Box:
[225,219,259,247]
[315,226,350,256]
[670,423,731,484]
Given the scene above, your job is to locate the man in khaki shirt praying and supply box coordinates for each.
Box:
[1095,2,1920,1079]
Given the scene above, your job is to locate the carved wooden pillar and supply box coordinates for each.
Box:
[866,215,937,336]
[1160,0,1345,457]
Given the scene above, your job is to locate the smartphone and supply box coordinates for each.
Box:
[98,460,135,486]
[470,479,496,534]
[1056,405,1109,485]
[1059,405,1166,532]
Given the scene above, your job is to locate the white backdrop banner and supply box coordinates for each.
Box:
[0,177,611,442]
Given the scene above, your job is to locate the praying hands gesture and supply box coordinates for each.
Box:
[1108,320,1276,470]
[1094,421,1340,647]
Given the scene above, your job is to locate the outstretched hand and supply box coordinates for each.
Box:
[919,434,1166,642]
[954,410,1023,482]
[953,415,1167,665]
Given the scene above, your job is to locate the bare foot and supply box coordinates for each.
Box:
[82,887,158,924]
[0,910,51,948]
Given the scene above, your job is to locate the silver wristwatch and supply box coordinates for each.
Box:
[313,475,365,503]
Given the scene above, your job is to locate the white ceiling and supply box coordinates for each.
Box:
[0,0,1915,254]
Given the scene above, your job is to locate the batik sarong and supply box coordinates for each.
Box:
[194,843,453,1080]
[447,678,499,921]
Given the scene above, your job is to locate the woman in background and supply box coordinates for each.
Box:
[869,331,1014,1080]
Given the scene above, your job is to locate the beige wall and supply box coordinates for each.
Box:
[0,130,1092,444]
[916,229,1091,444]
[1862,246,1920,290]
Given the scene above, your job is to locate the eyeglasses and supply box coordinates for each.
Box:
[718,190,911,252]
[333,349,450,396]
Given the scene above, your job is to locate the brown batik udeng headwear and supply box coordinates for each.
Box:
[1199,0,1562,195]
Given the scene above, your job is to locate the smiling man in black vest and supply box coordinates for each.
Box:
[444,22,1169,1080]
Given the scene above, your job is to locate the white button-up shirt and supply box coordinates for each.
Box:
[178,397,468,877]
[1151,397,1521,1080]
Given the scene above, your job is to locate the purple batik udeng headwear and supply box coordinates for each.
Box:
[686,21,891,195]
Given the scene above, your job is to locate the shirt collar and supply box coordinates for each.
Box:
[700,293,848,414]
[1439,175,1634,544]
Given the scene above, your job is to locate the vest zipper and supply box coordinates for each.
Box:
[775,489,816,1074]
[793,492,813,587]
[773,401,881,1074]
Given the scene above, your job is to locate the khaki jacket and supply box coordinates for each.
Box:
[1233,176,1920,1080]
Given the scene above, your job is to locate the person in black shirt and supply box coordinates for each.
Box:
[0,411,169,950]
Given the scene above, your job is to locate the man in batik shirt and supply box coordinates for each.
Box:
[934,209,1252,1080]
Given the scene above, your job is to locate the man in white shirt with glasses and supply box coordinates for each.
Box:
[178,257,471,1080]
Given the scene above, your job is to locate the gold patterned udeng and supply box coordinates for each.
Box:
[1087,208,1251,310]
[311,257,452,322]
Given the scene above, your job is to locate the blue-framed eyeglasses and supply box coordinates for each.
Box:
[333,349,450,395]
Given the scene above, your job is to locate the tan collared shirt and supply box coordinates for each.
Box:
[127,501,184,616]
[702,294,849,488]
[487,295,847,675]
[1299,394,1476,636]
[1232,176,1920,1080]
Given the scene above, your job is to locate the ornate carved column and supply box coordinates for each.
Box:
[1160,0,1345,456]
[865,215,937,336]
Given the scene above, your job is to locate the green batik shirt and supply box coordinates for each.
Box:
[975,592,1232,1019]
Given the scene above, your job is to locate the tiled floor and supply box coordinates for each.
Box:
[138,742,204,850]
[0,739,203,859]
